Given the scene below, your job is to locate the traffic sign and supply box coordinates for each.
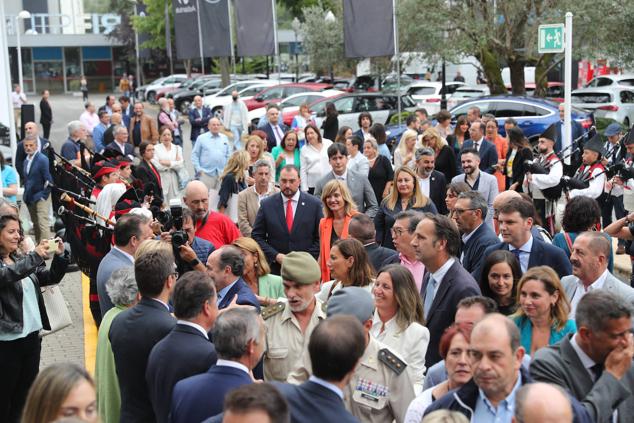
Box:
[538,24,565,53]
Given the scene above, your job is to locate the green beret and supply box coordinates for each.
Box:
[281,251,321,285]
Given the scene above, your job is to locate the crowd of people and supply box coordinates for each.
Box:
[2,88,634,423]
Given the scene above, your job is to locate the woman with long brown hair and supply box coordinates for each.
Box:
[318,238,374,301]
[504,126,533,191]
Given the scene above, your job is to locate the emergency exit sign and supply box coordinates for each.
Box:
[538,24,565,53]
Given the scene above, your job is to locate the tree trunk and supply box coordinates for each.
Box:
[184,60,191,78]
[534,53,553,98]
[479,48,506,95]
[508,59,526,96]
[219,57,231,86]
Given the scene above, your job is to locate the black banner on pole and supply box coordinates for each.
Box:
[200,0,231,57]
[173,0,200,60]
[234,0,275,57]
[136,2,151,59]
[343,0,394,58]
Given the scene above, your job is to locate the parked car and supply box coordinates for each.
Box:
[249,90,343,127]
[155,77,203,102]
[203,81,281,118]
[349,75,381,92]
[450,96,593,142]
[584,74,634,88]
[243,83,333,111]
[172,78,223,114]
[141,74,190,103]
[310,92,418,131]
[446,85,491,109]
[406,81,465,114]
[572,87,634,127]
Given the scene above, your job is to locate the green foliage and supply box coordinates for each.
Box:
[131,0,174,51]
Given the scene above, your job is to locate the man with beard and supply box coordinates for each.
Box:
[262,251,326,382]
[129,101,158,147]
[524,124,563,233]
[451,148,498,229]
[568,132,606,201]
[252,165,323,275]
[416,147,447,215]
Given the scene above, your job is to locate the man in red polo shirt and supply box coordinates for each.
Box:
[183,180,240,249]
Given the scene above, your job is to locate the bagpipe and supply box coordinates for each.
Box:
[523,127,596,175]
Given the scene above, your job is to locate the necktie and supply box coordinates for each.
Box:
[474,142,479,151]
[274,125,282,144]
[511,248,522,262]
[424,276,437,320]
[590,363,604,381]
[286,199,294,232]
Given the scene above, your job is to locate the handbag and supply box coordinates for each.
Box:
[224,194,239,223]
[40,284,72,336]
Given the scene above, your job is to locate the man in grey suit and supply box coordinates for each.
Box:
[314,143,378,218]
[451,148,498,229]
[530,291,634,423]
[97,214,154,316]
[563,231,634,318]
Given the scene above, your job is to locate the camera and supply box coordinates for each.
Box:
[155,200,188,249]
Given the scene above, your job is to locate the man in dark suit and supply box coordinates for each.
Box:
[105,125,135,161]
[146,271,218,423]
[205,245,260,311]
[475,198,572,280]
[314,144,379,218]
[273,315,365,423]
[261,104,289,152]
[252,165,323,275]
[170,309,265,423]
[453,191,499,277]
[531,291,634,423]
[461,121,498,174]
[205,384,290,423]
[109,242,177,423]
[348,214,398,272]
[97,214,154,316]
[411,213,481,367]
[188,95,212,145]
[416,147,448,215]
[22,136,53,243]
[39,90,52,139]
[120,95,133,128]
[16,121,50,181]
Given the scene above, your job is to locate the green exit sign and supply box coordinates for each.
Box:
[538,24,565,53]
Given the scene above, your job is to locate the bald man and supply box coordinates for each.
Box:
[513,383,573,423]
[183,181,239,249]
[104,112,122,147]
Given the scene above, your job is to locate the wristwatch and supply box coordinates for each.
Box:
[189,258,201,267]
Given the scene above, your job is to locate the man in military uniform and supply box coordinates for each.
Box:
[327,287,415,423]
[568,132,606,201]
[262,251,326,382]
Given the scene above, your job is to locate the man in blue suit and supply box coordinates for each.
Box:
[475,198,572,281]
[273,315,365,423]
[461,121,498,174]
[169,308,265,423]
[97,213,154,316]
[15,121,50,181]
[252,165,323,275]
[146,271,218,423]
[260,105,289,152]
[22,136,52,243]
[205,245,260,311]
[188,95,212,145]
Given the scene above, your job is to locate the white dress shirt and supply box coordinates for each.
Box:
[509,236,533,273]
[176,320,209,339]
[283,190,300,219]
[569,269,609,319]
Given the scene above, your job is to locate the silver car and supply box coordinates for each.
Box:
[572,86,634,127]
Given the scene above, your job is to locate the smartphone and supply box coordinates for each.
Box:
[47,238,57,253]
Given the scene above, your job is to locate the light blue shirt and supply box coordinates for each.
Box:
[192,131,231,176]
[509,236,533,273]
[92,122,108,153]
[308,375,344,400]
[217,278,239,305]
[473,372,522,423]
[2,165,18,203]
[0,277,43,341]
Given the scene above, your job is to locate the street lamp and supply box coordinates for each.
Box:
[128,0,142,91]
[324,11,336,81]
[291,17,301,82]
[15,10,31,91]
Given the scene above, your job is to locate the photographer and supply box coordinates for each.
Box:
[0,213,70,423]
[161,207,213,274]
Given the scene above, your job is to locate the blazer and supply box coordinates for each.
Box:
[319,213,356,282]
[170,365,253,423]
[129,113,159,146]
[314,170,379,218]
[435,145,457,182]
[109,297,176,423]
[146,323,217,423]
[22,151,52,204]
[420,260,481,367]
[427,170,448,215]
[263,122,290,152]
[237,187,279,237]
[273,380,360,423]
[252,192,323,275]
[475,237,572,281]
[188,106,212,142]
[105,140,135,161]
[217,277,260,311]
[365,243,399,273]
[461,223,499,277]
[462,138,498,174]
[451,171,498,229]
[135,160,164,203]
[96,248,134,316]
[562,272,634,310]
[39,99,52,123]
[504,146,533,189]
[530,334,634,423]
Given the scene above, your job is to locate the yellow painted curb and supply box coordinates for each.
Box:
[82,272,98,375]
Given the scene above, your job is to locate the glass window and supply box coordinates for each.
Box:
[492,101,527,118]
[240,86,266,97]
[284,86,309,96]
[619,79,634,86]
[524,105,551,117]
[596,78,613,87]
[258,87,283,100]
[620,91,634,104]
[408,86,436,96]
[34,61,64,93]
[354,96,379,112]
[452,101,491,119]
[571,93,612,104]
[334,96,354,114]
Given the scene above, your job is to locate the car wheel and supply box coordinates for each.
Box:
[625,117,630,128]
[180,101,191,114]
[213,107,224,119]
[147,91,156,103]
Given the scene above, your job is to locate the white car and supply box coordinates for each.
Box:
[248,89,344,126]
[572,86,634,127]
[446,85,491,109]
[143,74,189,103]
[406,81,465,114]
[203,80,281,118]
[584,74,634,88]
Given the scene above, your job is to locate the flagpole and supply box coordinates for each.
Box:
[228,0,236,78]
[271,0,281,81]
[196,0,205,74]
[165,0,173,75]
[393,0,401,125]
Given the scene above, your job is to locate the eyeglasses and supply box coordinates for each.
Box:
[171,271,179,280]
[452,208,477,215]
[390,227,407,237]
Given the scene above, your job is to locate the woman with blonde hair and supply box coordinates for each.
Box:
[243,134,274,189]
[421,127,456,181]
[318,238,374,301]
[375,166,438,250]
[394,129,419,169]
[217,150,249,221]
[372,264,429,393]
[512,266,576,356]
[232,237,285,307]
[22,363,98,423]
[318,180,358,281]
